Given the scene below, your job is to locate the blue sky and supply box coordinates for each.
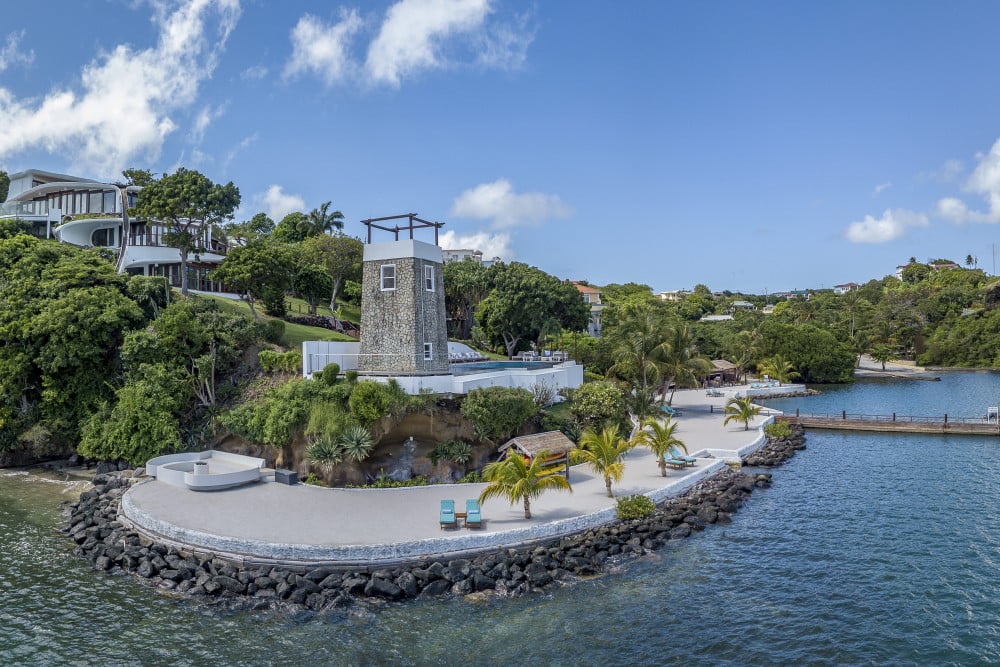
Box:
[3,1,1000,294]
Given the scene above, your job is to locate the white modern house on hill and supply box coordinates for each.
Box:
[1,169,228,291]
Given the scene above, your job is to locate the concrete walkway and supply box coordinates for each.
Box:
[120,387,773,567]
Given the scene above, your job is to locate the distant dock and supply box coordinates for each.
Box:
[775,411,1000,436]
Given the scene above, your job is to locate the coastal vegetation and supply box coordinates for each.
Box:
[479,448,573,519]
[633,416,688,477]
[574,426,636,497]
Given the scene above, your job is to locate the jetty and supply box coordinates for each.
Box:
[776,411,1000,436]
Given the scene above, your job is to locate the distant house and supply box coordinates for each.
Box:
[833,282,859,295]
[762,304,775,315]
[572,281,604,337]
[700,314,734,322]
[788,289,810,300]
[657,289,689,301]
[930,262,961,272]
[442,248,501,267]
[729,300,756,312]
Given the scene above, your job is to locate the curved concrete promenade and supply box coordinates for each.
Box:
[120,388,775,568]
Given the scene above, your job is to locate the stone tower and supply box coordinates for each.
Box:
[357,237,450,375]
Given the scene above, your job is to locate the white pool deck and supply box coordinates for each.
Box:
[120,386,788,567]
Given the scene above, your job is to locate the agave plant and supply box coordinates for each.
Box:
[337,424,375,462]
[306,436,344,472]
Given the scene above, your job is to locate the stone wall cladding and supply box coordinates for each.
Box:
[358,255,449,374]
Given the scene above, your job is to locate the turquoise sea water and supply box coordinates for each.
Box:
[3,373,1000,665]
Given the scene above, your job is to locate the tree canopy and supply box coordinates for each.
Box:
[133,168,240,295]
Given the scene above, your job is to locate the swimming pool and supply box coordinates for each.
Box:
[449,360,556,375]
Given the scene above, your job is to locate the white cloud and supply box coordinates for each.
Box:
[919,158,964,183]
[366,0,490,87]
[872,181,892,197]
[222,132,257,173]
[256,185,305,221]
[0,30,34,72]
[0,0,240,178]
[283,9,362,85]
[438,229,512,260]
[240,64,268,80]
[451,178,572,229]
[284,0,532,88]
[189,102,227,144]
[935,137,1000,224]
[846,208,928,243]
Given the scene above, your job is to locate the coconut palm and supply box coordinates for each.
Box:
[479,450,573,519]
[606,309,665,391]
[723,396,763,431]
[757,354,799,385]
[298,201,345,237]
[657,324,713,403]
[633,416,687,477]
[573,426,636,497]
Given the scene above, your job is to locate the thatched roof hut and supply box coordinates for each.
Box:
[709,359,739,385]
[499,431,575,477]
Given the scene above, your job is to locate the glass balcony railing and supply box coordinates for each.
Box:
[0,200,49,217]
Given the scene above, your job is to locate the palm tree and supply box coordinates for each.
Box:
[633,416,687,477]
[723,396,763,431]
[757,354,800,385]
[479,450,572,519]
[298,201,345,237]
[625,386,659,423]
[606,310,664,391]
[870,344,894,371]
[657,324,713,403]
[573,426,636,497]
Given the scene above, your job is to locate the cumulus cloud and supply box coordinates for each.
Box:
[872,181,892,197]
[0,30,34,72]
[255,185,305,221]
[451,178,572,229]
[0,0,240,178]
[283,0,532,88]
[935,137,1000,224]
[284,9,362,85]
[366,0,490,87]
[438,229,512,260]
[846,208,928,243]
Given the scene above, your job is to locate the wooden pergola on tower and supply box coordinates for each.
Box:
[360,213,445,245]
[499,432,576,479]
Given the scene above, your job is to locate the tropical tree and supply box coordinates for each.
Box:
[657,324,713,403]
[210,240,297,319]
[301,233,364,311]
[133,168,240,295]
[271,211,309,243]
[606,308,664,390]
[225,212,274,245]
[299,201,344,237]
[633,416,687,477]
[293,262,334,315]
[757,353,800,385]
[723,396,762,431]
[476,262,589,358]
[870,344,895,370]
[573,426,636,497]
[479,450,573,519]
[443,257,494,339]
[460,386,537,444]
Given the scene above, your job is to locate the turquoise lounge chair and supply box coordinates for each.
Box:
[440,499,457,529]
[465,499,483,529]
[663,456,688,470]
[669,447,696,466]
[660,404,682,417]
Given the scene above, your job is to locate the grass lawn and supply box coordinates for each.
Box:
[284,296,360,324]
[544,400,573,422]
[190,293,354,348]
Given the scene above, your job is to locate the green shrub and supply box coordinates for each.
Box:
[302,472,326,486]
[345,370,358,384]
[583,371,604,383]
[460,386,537,444]
[429,440,473,465]
[616,494,656,520]
[351,471,430,488]
[319,363,340,385]
[259,349,301,373]
[348,381,393,426]
[764,421,792,440]
[571,380,626,430]
[262,318,285,344]
[459,470,483,483]
[219,377,335,447]
[337,423,375,462]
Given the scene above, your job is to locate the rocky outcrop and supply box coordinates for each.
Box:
[742,423,806,467]
[63,459,796,613]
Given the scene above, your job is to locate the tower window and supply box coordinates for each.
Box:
[424,265,434,291]
[423,343,433,361]
[381,264,396,291]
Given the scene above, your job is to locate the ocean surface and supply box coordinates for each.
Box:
[3,372,1000,666]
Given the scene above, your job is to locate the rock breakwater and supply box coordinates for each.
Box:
[63,443,798,612]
